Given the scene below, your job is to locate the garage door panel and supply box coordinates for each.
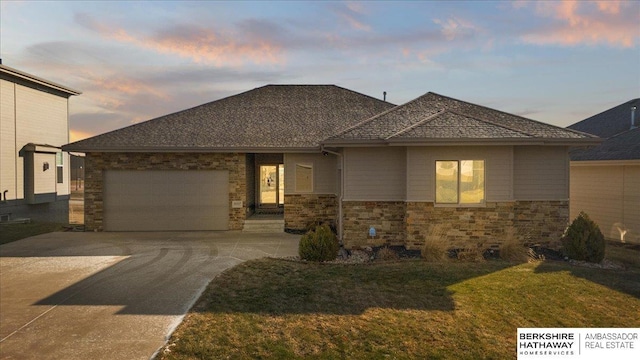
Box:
[104,170,229,231]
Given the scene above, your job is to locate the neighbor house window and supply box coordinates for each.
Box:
[435,160,484,204]
[56,152,64,184]
[295,164,313,192]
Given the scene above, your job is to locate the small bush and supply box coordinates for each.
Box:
[499,228,530,263]
[375,246,399,262]
[456,247,485,262]
[299,224,340,262]
[421,224,450,262]
[561,212,605,263]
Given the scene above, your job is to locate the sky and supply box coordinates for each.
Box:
[1,0,639,143]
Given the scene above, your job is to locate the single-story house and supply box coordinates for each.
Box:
[63,85,598,249]
[1,63,81,223]
[568,99,640,243]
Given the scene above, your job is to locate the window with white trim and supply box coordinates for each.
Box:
[295,163,313,192]
[435,160,484,204]
[56,152,64,184]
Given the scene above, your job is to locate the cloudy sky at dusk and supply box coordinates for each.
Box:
[1,0,639,143]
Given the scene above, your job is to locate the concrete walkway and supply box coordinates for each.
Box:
[0,231,300,360]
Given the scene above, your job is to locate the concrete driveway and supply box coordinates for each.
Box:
[0,231,300,360]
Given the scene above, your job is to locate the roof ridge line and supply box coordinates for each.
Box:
[430,92,592,137]
[329,91,430,139]
[446,109,534,138]
[384,109,446,140]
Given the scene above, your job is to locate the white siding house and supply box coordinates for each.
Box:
[0,64,81,223]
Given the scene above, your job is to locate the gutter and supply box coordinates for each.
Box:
[320,145,344,243]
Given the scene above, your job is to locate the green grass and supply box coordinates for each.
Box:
[0,222,66,245]
[158,249,640,360]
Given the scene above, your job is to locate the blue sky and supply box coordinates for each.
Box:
[1,0,639,142]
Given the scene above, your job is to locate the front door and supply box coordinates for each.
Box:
[259,164,284,208]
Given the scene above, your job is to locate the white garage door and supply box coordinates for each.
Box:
[103,170,229,231]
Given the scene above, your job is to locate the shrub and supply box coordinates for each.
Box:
[499,227,530,263]
[561,212,605,263]
[375,246,399,262]
[456,247,485,262]
[299,224,340,262]
[421,224,450,262]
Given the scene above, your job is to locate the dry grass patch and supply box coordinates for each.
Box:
[157,252,640,360]
[375,246,399,262]
[421,224,451,262]
[499,228,531,263]
[0,222,65,245]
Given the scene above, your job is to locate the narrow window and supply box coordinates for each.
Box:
[436,160,484,204]
[295,164,313,192]
[56,152,64,184]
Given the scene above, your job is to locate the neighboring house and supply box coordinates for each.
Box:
[63,85,597,249]
[568,99,640,244]
[0,64,81,223]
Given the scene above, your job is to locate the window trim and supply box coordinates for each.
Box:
[294,163,313,193]
[435,159,485,206]
[56,152,64,184]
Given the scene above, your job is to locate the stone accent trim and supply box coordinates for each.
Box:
[84,152,246,231]
[284,194,337,231]
[405,201,568,250]
[342,201,406,248]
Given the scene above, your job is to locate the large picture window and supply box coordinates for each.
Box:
[295,163,313,192]
[435,160,484,204]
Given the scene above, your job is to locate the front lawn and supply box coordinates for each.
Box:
[158,251,640,359]
[0,222,66,245]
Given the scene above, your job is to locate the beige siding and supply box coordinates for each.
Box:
[15,84,70,196]
[0,79,17,200]
[406,146,513,202]
[33,152,57,194]
[284,153,337,194]
[623,166,640,243]
[344,147,406,200]
[571,162,640,243]
[514,146,568,200]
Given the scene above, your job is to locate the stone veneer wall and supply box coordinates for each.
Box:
[342,201,406,248]
[284,194,337,231]
[405,201,569,250]
[84,152,246,231]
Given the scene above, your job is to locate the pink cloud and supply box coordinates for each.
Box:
[332,1,372,32]
[433,17,479,41]
[70,129,93,143]
[520,0,639,47]
[75,13,284,66]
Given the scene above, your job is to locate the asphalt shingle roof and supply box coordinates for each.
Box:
[328,92,594,142]
[568,99,640,161]
[63,85,395,152]
[570,128,640,161]
[568,99,640,138]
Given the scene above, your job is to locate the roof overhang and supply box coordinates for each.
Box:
[21,143,61,153]
[322,137,603,147]
[60,145,323,154]
[0,64,82,96]
[571,159,640,166]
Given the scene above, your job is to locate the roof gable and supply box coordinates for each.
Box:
[63,85,394,152]
[328,92,595,143]
[568,99,639,138]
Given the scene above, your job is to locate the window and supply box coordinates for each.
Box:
[435,160,484,204]
[295,163,313,192]
[56,152,64,184]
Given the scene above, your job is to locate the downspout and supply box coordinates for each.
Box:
[321,145,344,243]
